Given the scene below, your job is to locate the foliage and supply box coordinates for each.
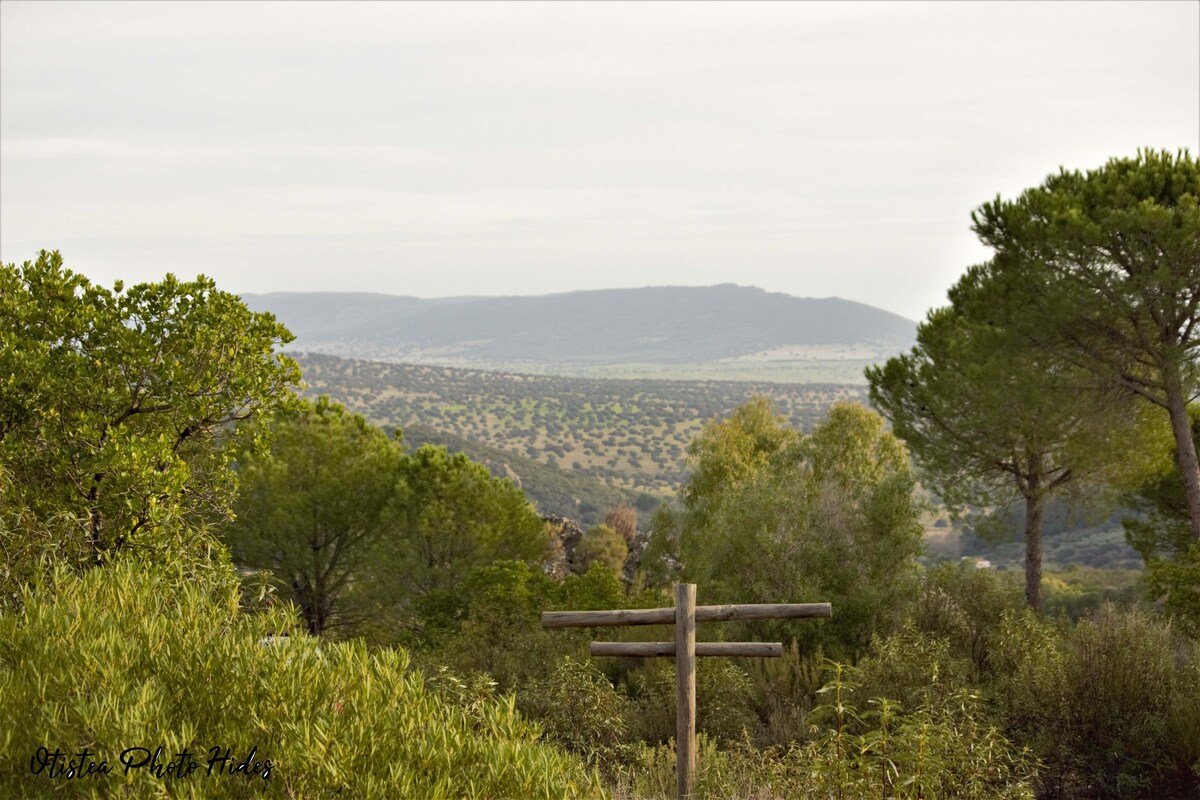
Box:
[1038,565,1147,621]
[992,605,1200,798]
[225,397,405,636]
[405,423,640,526]
[422,560,571,691]
[520,657,635,770]
[639,503,686,588]
[971,149,1200,542]
[604,504,639,544]
[912,561,1023,677]
[223,402,551,643]
[301,353,867,500]
[799,663,1039,800]
[867,261,1159,610]
[383,444,549,601]
[1125,407,1200,560]
[1144,544,1200,637]
[743,642,827,747]
[682,396,800,521]
[573,524,629,577]
[0,560,604,799]
[848,626,972,718]
[675,401,924,657]
[1125,405,1200,632]
[960,505,1145,570]
[0,250,300,575]
[415,561,627,693]
[0,465,84,608]
[627,659,762,747]
[613,666,1039,800]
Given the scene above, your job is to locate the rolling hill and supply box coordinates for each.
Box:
[242,284,916,382]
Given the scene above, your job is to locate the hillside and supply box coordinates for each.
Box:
[401,424,648,526]
[244,285,916,382]
[295,353,867,498]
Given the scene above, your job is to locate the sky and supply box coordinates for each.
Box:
[1,2,1197,322]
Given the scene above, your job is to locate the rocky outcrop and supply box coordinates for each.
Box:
[542,513,650,585]
[541,514,586,580]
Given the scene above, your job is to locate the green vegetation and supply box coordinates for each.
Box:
[1124,407,1200,633]
[993,605,1200,797]
[658,399,925,657]
[402,424,642,526]
[958,504,1146,571]
[0,251,300,593]
[4,150,1199,799]
[868,264,1159,610]
[298,352,866,497]
[228,397,405,635]
[971,150,1200,543]
[0,561,604,799]
[229,400,549,643]
[573,525,628,577]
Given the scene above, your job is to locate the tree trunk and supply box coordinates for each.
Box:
[293,576,322,636]
[1023,490,1043,612]
[1165,372,1200,543]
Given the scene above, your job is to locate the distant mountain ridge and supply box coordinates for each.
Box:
[241,284,916,367]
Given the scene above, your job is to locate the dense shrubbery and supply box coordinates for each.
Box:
[992,605,1200,798]
[0,561,604,799]
[610,663,1040,800]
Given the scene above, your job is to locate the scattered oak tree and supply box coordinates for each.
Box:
[225,407,550,639]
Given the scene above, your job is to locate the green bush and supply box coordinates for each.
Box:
[1144,543,1200,637]
[992,605,1200,798]
[573,525,629,577]
[612,663,1039,800]
[627,660,762,746]
[799,661,1039,800]
[849,626,972,719]
[913,561,1022,678]
[0,561,604,799]
[743,642,826,746]
[612,735,793,800]
[418,560,626,694]
[1039,566,1146,622]
[519,658,635,770]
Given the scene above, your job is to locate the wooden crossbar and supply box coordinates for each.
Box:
[590,641,784,658]
[541,602,832,628]
[543,583,831,799]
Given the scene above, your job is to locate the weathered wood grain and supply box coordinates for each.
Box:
[541,602,832,628]
[589,641,784,658]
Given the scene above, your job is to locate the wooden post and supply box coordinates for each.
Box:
[676,583,696,800]
[542,583,831,800]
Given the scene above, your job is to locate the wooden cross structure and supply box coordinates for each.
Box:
[542,583,832,800]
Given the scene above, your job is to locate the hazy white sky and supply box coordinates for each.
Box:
[2,1,1197,321]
